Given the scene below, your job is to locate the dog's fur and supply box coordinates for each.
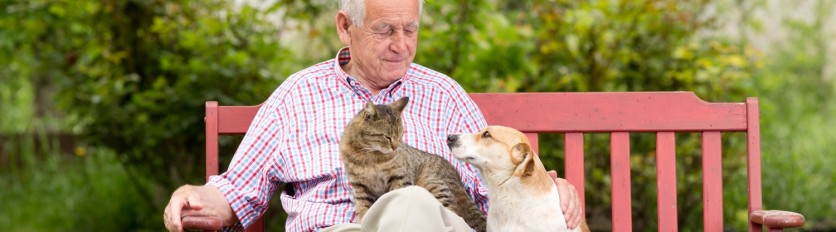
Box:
[448,125,589,232]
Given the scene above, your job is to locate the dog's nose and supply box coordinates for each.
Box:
[446,134,459,147]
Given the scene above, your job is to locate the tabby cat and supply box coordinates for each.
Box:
[340,97,487,232]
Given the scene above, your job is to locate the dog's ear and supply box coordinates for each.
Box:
[512,143,536,177]
[390,97,409,113]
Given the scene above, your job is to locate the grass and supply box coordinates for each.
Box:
[0,143,163,231]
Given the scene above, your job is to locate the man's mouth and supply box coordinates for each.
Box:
[383,58,406,63]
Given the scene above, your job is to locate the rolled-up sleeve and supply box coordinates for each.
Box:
[207,96,287,231]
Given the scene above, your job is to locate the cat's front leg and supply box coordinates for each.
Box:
[349,182,376,223]
[387,174,414,192]
[422,181,456,209]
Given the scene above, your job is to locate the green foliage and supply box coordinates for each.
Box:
[0,72,35,133]
[747,0,836,229]
[1,0,292,186]
[0,146,161,231]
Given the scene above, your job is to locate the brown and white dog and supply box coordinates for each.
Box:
[447,125,589,232]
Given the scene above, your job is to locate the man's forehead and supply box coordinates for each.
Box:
[364,0,420,22]
[365,0,419,12]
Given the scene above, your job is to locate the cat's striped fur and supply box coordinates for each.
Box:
[339,97,487,232]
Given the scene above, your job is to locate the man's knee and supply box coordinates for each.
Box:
[379,186,435,203]
[363,186,472,232]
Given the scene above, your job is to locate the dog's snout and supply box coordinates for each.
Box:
[446,134,459,148]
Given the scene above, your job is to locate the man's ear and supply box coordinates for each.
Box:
[335,11,352,46]
[512,143,535,177]
[363,101,376,119]
[390,97,409,113]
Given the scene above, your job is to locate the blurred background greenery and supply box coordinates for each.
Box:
[0,0,833,231]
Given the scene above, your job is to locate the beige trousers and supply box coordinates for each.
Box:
[322,186,473,232]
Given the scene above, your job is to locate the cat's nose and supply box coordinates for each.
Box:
[446,134,459,147]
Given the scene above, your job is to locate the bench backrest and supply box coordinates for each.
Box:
[204,91,764,232]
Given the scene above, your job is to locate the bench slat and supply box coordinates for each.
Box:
[525,133,539,154]
[610,132,632,232]
[702,131,724,231]
[471,92,747,133]
[656,132,678,231]
[564,132,586,216]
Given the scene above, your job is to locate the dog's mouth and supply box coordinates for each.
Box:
[452,151,484,167]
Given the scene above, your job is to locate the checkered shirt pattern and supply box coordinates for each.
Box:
[208,47,490,231]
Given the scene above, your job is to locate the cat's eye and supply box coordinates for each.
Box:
[482,131,491,139]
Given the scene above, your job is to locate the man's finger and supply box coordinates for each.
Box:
[166,189,197,232]
[556,178,571,212]
[572,186,584,227]
[563,184,575,228]
[186,194,204,211]
[566,185,579,229]
[164,208,172,231]
[548,170,558,179]
[171,201,185,232]
[164,202,182,232]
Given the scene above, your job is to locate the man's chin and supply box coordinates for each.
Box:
[382,70,408,80]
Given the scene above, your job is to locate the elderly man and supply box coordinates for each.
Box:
[163,0,582,231]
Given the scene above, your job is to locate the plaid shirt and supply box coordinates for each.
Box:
[208,48,489,231]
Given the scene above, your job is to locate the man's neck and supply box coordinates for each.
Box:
[342,61,385,96]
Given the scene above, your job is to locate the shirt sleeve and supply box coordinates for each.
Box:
[207,91,288,231]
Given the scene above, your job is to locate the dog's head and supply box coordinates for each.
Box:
[447,125,538,180]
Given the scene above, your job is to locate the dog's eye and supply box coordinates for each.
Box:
[482,131,491,139]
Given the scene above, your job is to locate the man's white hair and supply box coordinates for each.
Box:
[339,0,423,26]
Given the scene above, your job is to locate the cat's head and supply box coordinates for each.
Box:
[343,97,409,154]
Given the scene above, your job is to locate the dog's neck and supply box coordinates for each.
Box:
[518,161,556,196]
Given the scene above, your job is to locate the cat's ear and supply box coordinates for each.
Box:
[363,101,376,117]
[390,97,409,113]
[512,143,536,177]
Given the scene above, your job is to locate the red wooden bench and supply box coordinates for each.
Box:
[186,92,804,231]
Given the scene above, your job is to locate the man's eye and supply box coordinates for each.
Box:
[373,27,393,35]
[482,131,491,138]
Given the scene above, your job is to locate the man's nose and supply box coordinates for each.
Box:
[389,30,406,53]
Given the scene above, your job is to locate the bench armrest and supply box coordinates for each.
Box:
[750,210,805,229]
[182,215,224,231]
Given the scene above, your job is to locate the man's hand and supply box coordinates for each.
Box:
[548,170,582,229]
[163,185,235,232]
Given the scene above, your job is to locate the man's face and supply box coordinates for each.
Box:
[344,0,419,88]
